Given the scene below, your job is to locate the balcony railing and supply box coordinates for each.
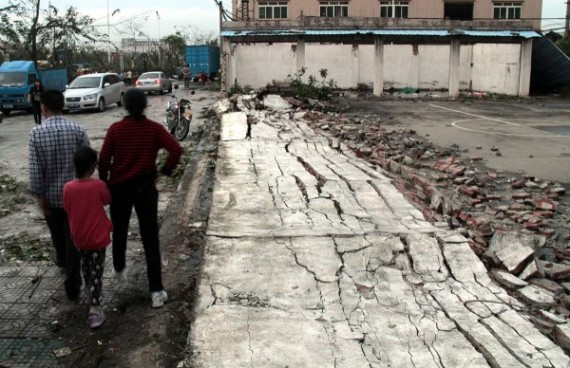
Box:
[222,16,536,31]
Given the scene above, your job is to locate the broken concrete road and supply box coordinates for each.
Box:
[186,110,570,367]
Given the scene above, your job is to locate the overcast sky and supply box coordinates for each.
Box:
[55,0,567,43]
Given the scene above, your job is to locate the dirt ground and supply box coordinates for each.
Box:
[0,86,220,367]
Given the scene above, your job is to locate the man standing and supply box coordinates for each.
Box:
[29,90,90,300]
[126,70,133,86]
[183,64,191,89]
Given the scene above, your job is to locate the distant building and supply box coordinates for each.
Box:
[233,0,542,30]
[121,38,167,54]
[222,0,544,96]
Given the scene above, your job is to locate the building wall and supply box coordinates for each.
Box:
[233,0,541,25]
[231,41,527,95]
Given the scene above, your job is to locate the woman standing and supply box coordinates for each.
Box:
[29,80,44,124]
[98,89,182,308]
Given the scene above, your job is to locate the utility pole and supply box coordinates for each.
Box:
[156,11,161,68]
[107,0,111,64]
[564,0,570,39]
[49,1,55,63]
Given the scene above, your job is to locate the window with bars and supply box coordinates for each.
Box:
[319,1,349,17]
[380,1,409,18]
[259,2,288,19]
[493,2,522,19]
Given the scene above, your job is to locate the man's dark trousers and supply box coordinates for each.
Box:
[45,207,81,299]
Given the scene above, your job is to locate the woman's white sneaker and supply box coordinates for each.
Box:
[151,290,168,308]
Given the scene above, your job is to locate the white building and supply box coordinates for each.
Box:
[121,38,166,54]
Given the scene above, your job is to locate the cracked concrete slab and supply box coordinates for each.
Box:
[186,110,570,367]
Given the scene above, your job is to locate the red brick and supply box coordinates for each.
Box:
[512,192,532,200]
[434,161,451,172]
[446,164,467,177]
[538,228,556,237]
[459,186,479,198]
[534,198,558,211]
[533,211,555,219]
[511,179,525,189]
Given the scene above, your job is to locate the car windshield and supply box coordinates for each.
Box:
[68,76,101,89]
[0,72,27,86]
[139,73,160,79]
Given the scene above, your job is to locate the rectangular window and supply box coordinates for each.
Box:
[444,3,474,20]
[493,2,522,19]
[380,1,409,19]
[320,1,349,17]
[259,2,288,19]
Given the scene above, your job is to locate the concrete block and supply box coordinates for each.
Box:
[491,269,528,289]
[538,261,570,280]
[485,231,536,274]
[556,323,570,350]
[517,285,555,308]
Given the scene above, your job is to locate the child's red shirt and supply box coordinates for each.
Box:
[63,178,112,250]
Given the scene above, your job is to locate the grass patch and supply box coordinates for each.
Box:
[1,234,53,262]
[0,174,34,218]
[157,148,192,189]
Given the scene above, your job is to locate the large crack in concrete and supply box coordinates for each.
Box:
[191,112,570,367]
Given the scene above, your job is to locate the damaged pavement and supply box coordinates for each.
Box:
[186,95,570,367]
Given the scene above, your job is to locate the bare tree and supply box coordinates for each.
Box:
[0,0,101,66]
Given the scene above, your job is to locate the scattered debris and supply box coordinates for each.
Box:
[0,174,33,217]
[222,91,570,342]
[53,347,72,358]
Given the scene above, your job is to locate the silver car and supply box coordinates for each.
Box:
[135,72,172,94]
[64,73,125,112]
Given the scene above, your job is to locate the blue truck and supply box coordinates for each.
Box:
[0,61,68,115]
[186,45,220,79]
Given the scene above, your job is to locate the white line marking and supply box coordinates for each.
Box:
[451,118,569,138]
[429,103,520,126]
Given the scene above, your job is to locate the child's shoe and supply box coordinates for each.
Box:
[151,290,168,308]
[87,307,105,329]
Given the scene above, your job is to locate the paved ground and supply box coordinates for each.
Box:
[186,109,570,367]
[342,97,570,183]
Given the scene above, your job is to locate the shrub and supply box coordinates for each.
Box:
[287,67,337,101]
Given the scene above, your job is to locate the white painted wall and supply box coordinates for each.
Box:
[471,43,521,95]
[418,45,450,90]
[231,41,527,95]
[305,44,358,88]
[235,43,296,88]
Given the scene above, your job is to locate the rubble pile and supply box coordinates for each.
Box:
[213,92,570,339]
[300,104,570,338]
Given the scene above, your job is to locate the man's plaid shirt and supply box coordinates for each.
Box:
[29,115,90,208]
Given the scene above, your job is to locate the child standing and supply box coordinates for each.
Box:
[63,147,112,329]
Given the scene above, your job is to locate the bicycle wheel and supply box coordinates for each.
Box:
[174,117,190,141]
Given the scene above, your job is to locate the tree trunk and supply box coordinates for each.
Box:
[30,0,41,67]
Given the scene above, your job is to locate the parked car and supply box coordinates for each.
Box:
[134,72,172,94]
[63,73,125,112]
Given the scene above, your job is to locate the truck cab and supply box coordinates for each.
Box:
[0,61,67,115]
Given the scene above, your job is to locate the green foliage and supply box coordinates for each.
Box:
[229,82,253,96]
[3,234,53,262]
[0,0,101,65]
[287,67,337,101]
[0,174,33,218]
[555,38,570,57]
